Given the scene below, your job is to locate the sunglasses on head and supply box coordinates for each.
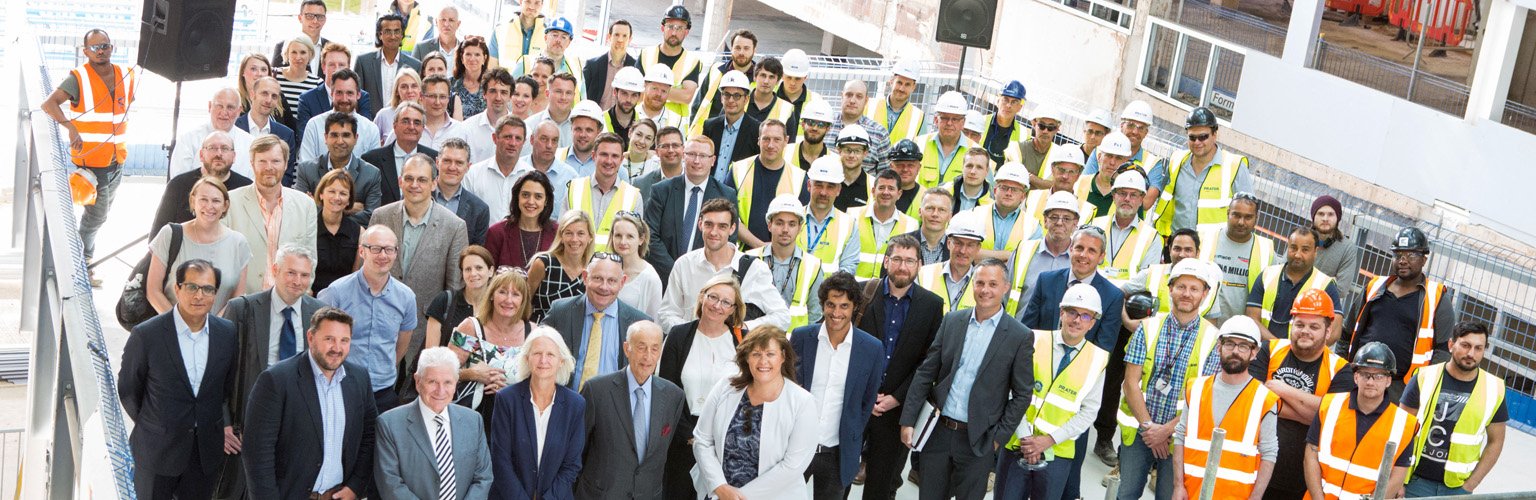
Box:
[591,252,623,263]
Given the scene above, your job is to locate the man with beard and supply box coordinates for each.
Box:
[1172,316,1280,500]
[638,6,704,120]
[171,88,256,177]
[691,30,758,126]
[1342,226,1455,403]
[601,67,645,148]
[1307,195,1361,299]
[1247,226,1343,342]
[785,99,835,170]
[636,65,687,131]
[776,49,824,143]
[151,131,253,237]
[1089,169,1162,285]
[299,69,381,162]
[1400,321,1507,496]
[226,135,319,294]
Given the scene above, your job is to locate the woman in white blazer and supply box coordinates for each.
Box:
[692,326,820,500]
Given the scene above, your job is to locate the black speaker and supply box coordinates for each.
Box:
[935,0,998,50]
[138,0,237,81]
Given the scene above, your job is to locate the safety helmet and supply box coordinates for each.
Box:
[1218,316,1263,346]
[1110,170,1148,194]
[781,49,811,78]
[1353,341,1397,374]
[1099,131,1133,157]
[70,167,98,206]
[1085,108,1114,129]
[546,17,574,36]
[1060,283,1103,316]
[934,91,968,116]
[1391,227,1430,253]
[806,156,845,184]
[802,99,837,125]
[963,110,986,135]
[612,66,645,93]
[1125,292,1157,320]
[1050,147,1085,167]
[890,139,922,162]
[1001,80,1026,100]
[1185,106,1218,129]
[836,124,870,147]
[945,211,985,241]
[1291,288,1335,319]
[765,193,804,221]
[719,70,751,90]
[1120,100,1153,124]
[663,5,692,27]
[644,64,674,85]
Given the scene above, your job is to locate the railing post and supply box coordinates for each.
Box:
[1199,428,1225,500]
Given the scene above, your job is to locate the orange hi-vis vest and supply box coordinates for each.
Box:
[1351,276,1446,383]
[1180,376,1278,499]
[1265,340,1347,410]
[1310,393,1418,500]
[67,63,136,167]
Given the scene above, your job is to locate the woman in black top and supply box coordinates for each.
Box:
[425,245,495,349]
[658,274,746,500]
[312,169,359,293]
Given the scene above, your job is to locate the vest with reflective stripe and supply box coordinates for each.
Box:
[1257,265,1335,328]
[798,209,856,274]
[918,262,975,312]
[565,177,641,251]
[1142,263,1218,317]
[1180,377,1278,498]
[517,54,585,100]
[1152,149,1246,236]
[915,133,970,189]
[1092,214,1161,283]
[1352,276,1446,383]
[1118,313,1219,446]
[784,141,829,170]
[602,108,639,135]
[493,16,546,63]
[785,90,827,139]
[688,89,791,137]
[731,157,805,227]
[1265,340,1347,397]
[1314,393,1418,500]
[849,206,918,279]
[688,65,733,131]
[1007,239,1046,315]
[637,105,686,132]
[980,114,1024,163]
[1407,363,1504,488]
[639,45,702,118]
[1024,179,1095,224]
[1008,332,1110,458]
[746,247,825,329]
[67,63,135,167]
[400,4,429,53]
[1198,227,1276,292]
[866,97,924,144]
[973,204,1036,254]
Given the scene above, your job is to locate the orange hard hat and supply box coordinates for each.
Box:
[70,168,98,206]
[1291,288,1334,319]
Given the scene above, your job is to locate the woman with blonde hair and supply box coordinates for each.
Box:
[490,326,586,498]
[146,177,252,313]
[236,53,273,113]
[609,212,664,319]
[373,68,423,135]
[274,37,322,130]
[447,267,532,428]
[659,274,748,499]
[525,209,593,322]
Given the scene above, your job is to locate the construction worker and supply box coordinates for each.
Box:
[961,110,985,146]
[1010,191,1082,307]
[1200,194,1274,325]
[1122,228,1212,322]
[1018,104,1064,189]
[785,99,835,170]
[832,124,872,210]
[1080,108,1114,162]
[1085,131,1135,218]
[1247,226,1344,343]
[800,156,860,275]
[849,170,918,279]
[1304,342,1418,500]
[830,80,891,175]
[601,66,645,145]
[1172,316,1280,500]
[1023,146,1092,225]
[888,139,926,220]
[775,49,824,142]
[1248,288,1355,500]
[1091,169,1163,285]
[906,187,954,266]
[913,91,972,190]
[865,59,925,145]
[489,0,546,64]
[979,80,1027,165]
[692,56,791,137]
[636,64,686,130]
[996,284,1112,500]
[1401,321,1507,496]
[727,118,800,249]
[973,162,1036,263]
[916,211,985,312]
[950,149,992,214]
[562,133,643,251]
[510,18,585,101]
[691,29,758,126]
[1086,100,1163,178]
[748,194,826,329]
[638,6,704,120]
[1117,258,1223,500]
[1149,106,1253,236]
[1344,226,1455,402]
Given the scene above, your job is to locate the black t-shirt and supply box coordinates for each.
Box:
[835,173,870,211]
[896,186,920,214]
[981,118,1017,165]
[654,51,702,83]
[736,164,785,243]
[1253,347,1355,494]
[1357,288,1427,377]
[1400,370,1509,481]
[425,289,475,349]
[1307,391,1414,468]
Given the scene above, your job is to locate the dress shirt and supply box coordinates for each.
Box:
[511,161,579,219]
[714,115,744,183]
[657,249,791,332]
[576,299,622,385]
[463,158,526,222]
[268,289,302,367]
[533,396,554,468]
[248,115,274,136]
[317,272,418,392]
[400,204,432,272]
[682,177,709,249]
[682,332,739,414]
[419,399,451,445]
[421,117,460,150]
[878,279,911,361]
[300,111,383,163]
[933,140,960,179]
[172,308,211,396]
[379,55,401,107]
[804,209,861,273]
[310,353,349,493]
[392,143,414,179]
[169,122,255,178]
[943,265,972,309]
[440,111,495,164]
[627,369,654,455]
[811,326,853,446]
[1031,330,1105,445]
[1124,314,1217,424]
[563,150,596,178]
[956,185,986,213]
[525,110,574,149]
[433,186,462,213]
[942,310,1001,422]
[918,232,947,265]
[991,205,1021,251]
[870,211,900,245]
[1019,241,1071,300]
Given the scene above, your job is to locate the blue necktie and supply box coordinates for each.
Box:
[1056,345,1076,377]
[683,186,702,250]
[634,387,648,460]
[279,306,297,360]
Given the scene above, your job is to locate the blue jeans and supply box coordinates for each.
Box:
[77,164,122,261]
[1404,476,1470,497]
[1118,434,1175,500]
[994,446,1071,500]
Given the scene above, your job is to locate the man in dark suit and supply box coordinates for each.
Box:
[576,321,685,500]
[699,70,761,182]
[582,20,640,106]
[855,234,945,500]
[1020,226,1125,352]
[410,5,460,61]
[293,112,386,225]
[243,306,378,499]
[271,0,330,73]
[644,135,736,283]
[295,47,373,139]
[433,138,491,245]
[544,255,653,388]
[237,76,298,180]
[362,102,440,204]
[900,258,1035,500]
[790,272,885,499]
[354,14,423,117]
[118,259,239,500]
[374,346,495,499]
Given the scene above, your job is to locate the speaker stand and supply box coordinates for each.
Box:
[165,82,182,180]
[955,46,968,92]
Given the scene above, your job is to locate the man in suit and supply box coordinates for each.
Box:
[375,347,494,499]
[791,272,885,499]
[237,77,298,175]
[583,20,640,107]
[244,306,378,499]
[432,138,491,245]
[363,102,440,204]
[369,155,468,358]
[411,6,460,65]
[644,135,736,282]
[855,234,945,500]
[118,259,240,499]
[354,14,423,118]
[900,257,1035,500]
[294,112,386,226]
[576,321,685,500]
[296,46,374,140]
[299,69,383,162]
[1020,225,1126,352]
[272,0,330,73]
[546,254,653,387]
[226,135,318,294]
[151,131,252,238]
[699,71,761,183]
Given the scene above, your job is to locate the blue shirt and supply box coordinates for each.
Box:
[715,115,744,183]
[575,299,621,386]
[318,272,418,392]
[991,205,1021,251]
[878,279,911,362]
[564,151,597,179]
[172,308,210,397]
[942,310,1002,422]
[308,354,349,492]
[1123,314,1220,424]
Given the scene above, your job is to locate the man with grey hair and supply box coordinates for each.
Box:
[364,101,439,204]
[375,346,494,499]
[575,321,686,499]
[170,87,256,177]
[826,79,890,174]
[1021,224,1124,351]
[543,255,652,388]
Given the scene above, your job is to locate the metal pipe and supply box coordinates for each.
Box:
[1406,0,1432,100]
[1199,428,1226,500]
[1369,440,1398,500]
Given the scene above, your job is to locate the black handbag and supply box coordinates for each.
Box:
[116,224,182,330]
[731,254,767,322]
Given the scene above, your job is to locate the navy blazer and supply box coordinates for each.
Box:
[790,324,885,487]
[117,310,238,477]
[444,186,491,246]
[236,114,299,184]
[1018,268,1125,352]
[701,114,762,170]
[642,175,737,284]
[360,142,439,205]
[491,380,587,500]
[242,355,377,499]
[294,85,374,140]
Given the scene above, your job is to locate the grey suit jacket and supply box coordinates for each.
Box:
[293,156,385,226]
[369,202,468,320]
[543,295,652,387]
[900,309,1036,457]
[221,290,326,428]
[575,370,685,500]
[374,400,494,500]
[353,51,423,117]
[224,186,318,294]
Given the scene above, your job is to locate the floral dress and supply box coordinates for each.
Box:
[452,317,527,426]
[452,78,487,118]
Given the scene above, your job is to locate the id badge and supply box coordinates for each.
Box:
[1154,377,1172,396]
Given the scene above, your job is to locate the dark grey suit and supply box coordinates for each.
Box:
[642,175,736,284]
[353,51,423,117]
[293,156,385,226]
[542,295,652,387]
[575,370,685,500]
[374,400,495,500]
[437,185,491,246]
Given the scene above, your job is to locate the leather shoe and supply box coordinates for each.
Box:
[1094,439,1119,467]
[853,462,866,485]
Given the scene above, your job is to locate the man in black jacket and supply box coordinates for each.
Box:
[645,135,737,284]
[361,102,439,204]
[583,20,640,108]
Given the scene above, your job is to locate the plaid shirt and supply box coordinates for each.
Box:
[828,116,891,175]
[1124,315,1220,424]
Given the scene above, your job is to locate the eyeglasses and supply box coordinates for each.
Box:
[1076,224,1106,236]
[720,91,747,100]
[1187,133,1212,143]
[591,252,623,263]
[178,283,219,296]
[1062,310,1096,323]
[683,152,714,160]
[1035,122,1059,132]
[87,43,114,52]
[1121,121,1149,132]
[302,13,327,20]
[701,293,734,309]
[1232,192,1259,203]
[495,265,529,277]
[615,210,642,219]
[1357,371,1392,383]
[1046,215,1077,225]
[1219,339,1255,353]
[361,244,398,255]
[202,145,235,153]
[885,256,920,268]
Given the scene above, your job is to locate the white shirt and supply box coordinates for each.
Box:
[422,117,462,151]
[657,249,791,332]
[532,395,554,468]
[299,110,383,163]
[419,399,452,451]
[169,121,255,178]
[681,332,739,415]
[248,115,273,136]
[378,54,401,107]
[811,326,853,447]
[463,157,528,222]
[268,289,302,367]
[440,111,496,165]
[525,110,573,150]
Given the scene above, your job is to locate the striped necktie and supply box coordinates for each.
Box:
[433,414,457,499]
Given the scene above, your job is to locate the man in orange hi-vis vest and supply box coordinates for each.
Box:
[41,29,137,286]
[1171,316,1280,500]
[1304,341,1418,500]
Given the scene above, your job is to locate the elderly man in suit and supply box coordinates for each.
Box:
[244,307,378,499]
[119,259,240,500]
[1020,225,1125,352]
[370,154,468,366]
[293,112,385,225]
[354,14,422,118]
[545,254,652,388]
[375,347,494,499]
[363,102,439,205]
[226,135,318,294]
[790,271,885,499]
[900,257,1035,500]
[643,135,736,282]
[576,321,685,500]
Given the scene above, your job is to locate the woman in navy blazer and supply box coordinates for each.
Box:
[491,326,586,499]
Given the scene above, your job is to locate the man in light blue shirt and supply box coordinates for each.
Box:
[318,225,418,412]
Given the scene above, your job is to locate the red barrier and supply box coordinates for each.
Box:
[1388,0,1473,45]
[1328,0,1387,17]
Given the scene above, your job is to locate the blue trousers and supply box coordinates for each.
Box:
[994,446,1072,500]
[1117,434,1175,500]
[1404,476,1470,497]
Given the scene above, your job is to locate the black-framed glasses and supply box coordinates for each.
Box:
[1219,339,1255,353]
[591,252,623,263]
[177,283,218,296]
[1063,310,1096,323]
[301,13,327,20]
[361,244,399,255]
[720,91,748,100]
[1035,122,1059,132]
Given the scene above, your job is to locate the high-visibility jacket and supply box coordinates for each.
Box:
[1118,313,1219,445]
[780,89,827,140]
[602,108,638,136]
[1198,227,1276,293]
[1008,332,1110,458]
[691,63,750,128]
[491,15,546,64]
[784,141,829,170]
[746,247,825,329]
[731,157,805,227]
[1024,177,1095,224]
[1180,376,1279,498]
[1256,265,1335,328]
[918,262,975,312]
[66,63,136,167]
[688,91,791,137]
[848,206,918,279]
[1142,262,1219,317]
[399,4,430,53]
[1265,339,1347,397]
[799,208,856,275]
[513,53,585,100]
[1091,214,1163,284]
[1006,239,1047,315]
[1313,393,1418,500]
[637,105,687,132]
[979,114,1024,163]
[971,204,1037,254]
[565,177,642,251]
[1351,276,1447,383]
[914,133,971,189]
[866,96,924,144]
[639,45,704,119]
[1407,363,1505,488]
[1152,149,1248,236]
[1019,136,1059,178]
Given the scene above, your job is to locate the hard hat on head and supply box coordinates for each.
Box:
[1391,227,1430,253]
[1111,170,1148,194]
[570,100,604,124]
[836,124,870,146]
[890,139,923,161]
[1001,80,1027,100]
[994,163,1031,188]
[719,70,751,90]
[1168,258,1215,290]
[1218,316,1263,346]
[892,59,921,80]
[612,66,645,93]
[1099,131,1133,157]
[782,49,811,78]
[946,212,985,241]
[806,156,845,184]
[964,110,986,134]
[664,5,692,26]
[1086,108,1115,129]
[1120,100,1153,124]
[1050,147,1085,167]
[1353,341,1397,374]
[935,91,968,116]
[802,99,837,125]
[644,64,674,85]
[1042,191,1081,218]
[546,17,574,35]
[1060,283,1103,316]
[1185,106,1218,129]
[1291,288,1335,319]
[1032,104,1063,123]
[765,194,804,221]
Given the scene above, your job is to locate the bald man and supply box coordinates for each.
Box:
[575,320,686,499]
[827,80,891,174]
[170,88,256,177]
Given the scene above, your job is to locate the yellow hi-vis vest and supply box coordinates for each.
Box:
[971,204,1036,254]
[1091,214,1162,284]
[799,208,856,275]
[1024,177,1095,224]
[1352,275,1447,383]
[1006,239,1047,316]
[1117,313,1219,446]
[979,114,1024,163]
[1152,149,1247,236]
[915,132,971,189]
[639,45,703,119]
[1179,377,1278,498]
[1257,265,1335,328]
[602,108,639,135]
[690,64,747,129]
[781,89,827,140]
[1198,227,1276,293]
[1007,332,1110,458]
[1407,363,1505,488]
[918,262,975,312]
[731,157,805,228]
[399,4,429,53]
[67,63,136,167]
[1315,393,1418,500]
[746,247,825,329]
[565,177,642,252]
[637,104,687,132]
[784,140,829,170]
[513,53,585,100]
[491,15,546,65]
[848,206,918,279]
[866,96,924,144]
[1142,262,1219,317]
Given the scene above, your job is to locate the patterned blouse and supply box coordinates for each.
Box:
[529,253,585,322]
[722,392,764,489]
[451,317,526,411]
[452,78,487,119]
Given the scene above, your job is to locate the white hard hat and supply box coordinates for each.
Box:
[1111,170,1148,194]
[994,162,1031,188]
[1218,316,1263,346]
[571,100,604,124]
[1060,283,1103,316]
[1042,191,1081,218]
[1099,131,1133,157]
[644,64,674,85]
[1086,108,1115,129]
[802,99,836,124]
[720,70,751,90]
[945,211,985,241]
[613,66,645,93]
[782,49,811,78]
[765,193,805,221]
[934,91,968,116]
[964,110,986,134]
[891,59,921,80]
[1168,258,1215,289]
[1050,147,1085,167]
[807,156,845,184]
[1032,104,1063,122]
[836,124,870,146]
[1120,100,1153,124]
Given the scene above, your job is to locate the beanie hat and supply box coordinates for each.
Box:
[1311,195,1342,219]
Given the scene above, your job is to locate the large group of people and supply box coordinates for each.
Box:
[47,0,1511,498]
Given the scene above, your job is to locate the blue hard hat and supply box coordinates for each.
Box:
[547,17,574,35]
[1001,80,1026,100]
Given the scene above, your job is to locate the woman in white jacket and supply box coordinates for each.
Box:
[692,325,820,500]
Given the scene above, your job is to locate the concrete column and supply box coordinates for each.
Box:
[821,31,851,56]
[1465,0,1526,121]
[699,0,737,52]
[1281,0,1327,66]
